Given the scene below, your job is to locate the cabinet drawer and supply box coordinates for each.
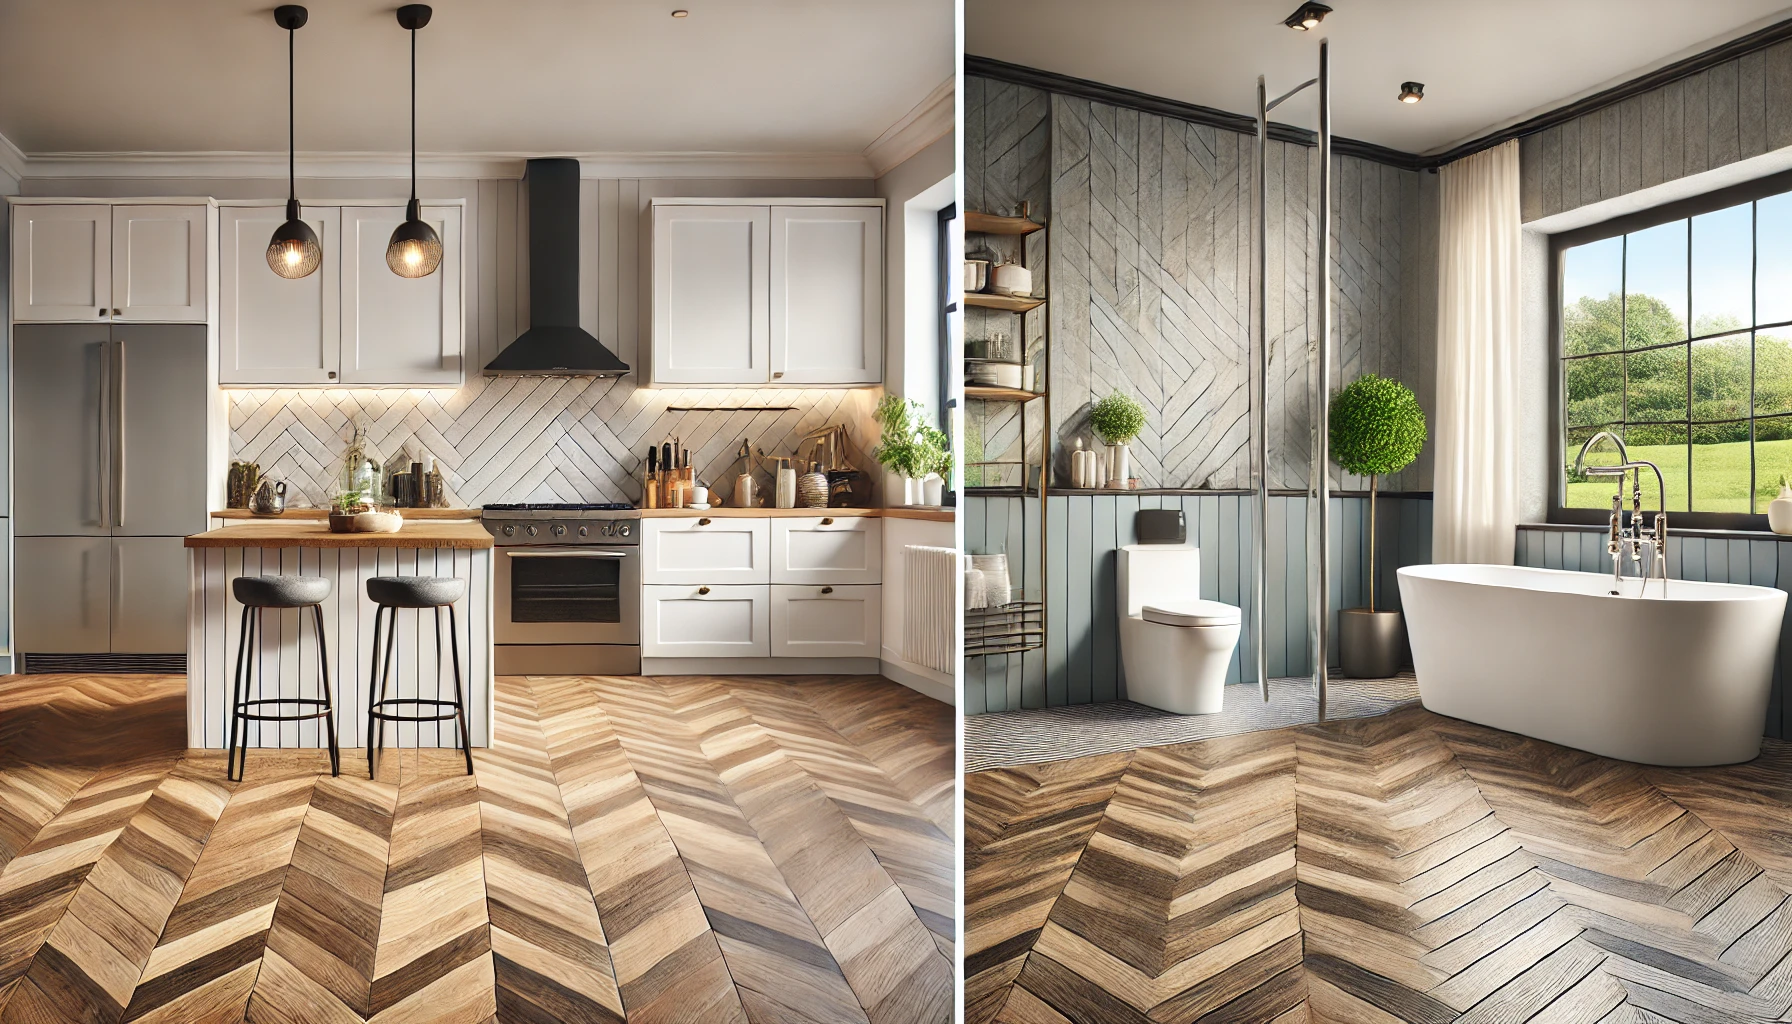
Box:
[642,517,770,584]
[771,516,881,584]
[642,584,769,658]
[770,584,879,658]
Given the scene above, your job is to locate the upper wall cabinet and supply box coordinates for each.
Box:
[650,200,882,386]
[219,202,463,387]
[12,204,209,323]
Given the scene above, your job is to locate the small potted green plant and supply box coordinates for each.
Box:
[1329,374,1427,678]
[1088,391,1146,488]
[918,424,952,505]
[1772,474,1792,535]
[329,489,369,533]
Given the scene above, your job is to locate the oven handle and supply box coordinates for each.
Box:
[504,549,632,559]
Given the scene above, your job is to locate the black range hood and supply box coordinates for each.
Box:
[484,158,631,377]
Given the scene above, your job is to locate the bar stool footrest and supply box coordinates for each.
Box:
[236,698,335,723]
[369,698,463,723]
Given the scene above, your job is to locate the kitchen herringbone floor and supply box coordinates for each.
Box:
[0,671,955,1024]
[965,704,1792,1024]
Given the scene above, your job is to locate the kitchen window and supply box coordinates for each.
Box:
[1554,167,1792,528]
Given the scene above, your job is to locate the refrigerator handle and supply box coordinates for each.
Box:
[115,340,126,530]
[97,341,110,530]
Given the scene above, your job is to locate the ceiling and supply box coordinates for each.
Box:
[0,0,952,159]
[967,0,1792,156]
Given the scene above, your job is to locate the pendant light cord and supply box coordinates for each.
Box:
[288,25,296,203]
[409,26,417,204]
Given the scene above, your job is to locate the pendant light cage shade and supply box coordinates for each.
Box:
[389,4,441,277]
[268,5,320,279]
[269,203,323,279]
[387,200,443,277]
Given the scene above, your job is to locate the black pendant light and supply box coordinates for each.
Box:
[388,4,443,278]
[268,5,322,279]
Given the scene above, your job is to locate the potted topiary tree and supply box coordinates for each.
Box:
[1330,374,1427,678]
[1088,391,1146,488]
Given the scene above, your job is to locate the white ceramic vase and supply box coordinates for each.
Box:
[923,475,944,506]
[903,476,922,506]
[1105,443,1131,489]
[1771,485,1792,535]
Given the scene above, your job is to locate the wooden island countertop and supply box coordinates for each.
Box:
[185,521,494,549]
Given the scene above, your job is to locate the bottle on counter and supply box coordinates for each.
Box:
[775,457,797,509]
[644,447,659,509]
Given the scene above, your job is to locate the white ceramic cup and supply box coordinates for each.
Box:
[690,485,709,506]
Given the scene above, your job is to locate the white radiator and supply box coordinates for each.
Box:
[903,545,958,673]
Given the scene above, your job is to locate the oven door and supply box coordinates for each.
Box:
[495,545,640,645]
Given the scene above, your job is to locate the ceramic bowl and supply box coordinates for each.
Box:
[354,511,404,534]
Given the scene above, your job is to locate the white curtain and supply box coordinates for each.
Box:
[1433,140,1523,565]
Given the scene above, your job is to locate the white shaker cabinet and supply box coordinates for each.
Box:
[642,584,771,658]
[340,205,463,386]
[111,206,209,322]
[11,205,111,322]
[770,583,880,658]
[219,206,341,385]
[640,517,771,586]
[218,201,464,387]
[650,204,769,384]
[12,203,209,323]
[770,206,882,384]
[649,199,881,386]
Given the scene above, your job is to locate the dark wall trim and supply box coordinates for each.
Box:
[1426,16,1792,167]
[973,16,1792,172]
[968,55,1430,172]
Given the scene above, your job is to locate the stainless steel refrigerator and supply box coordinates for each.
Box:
[14,324,209,663]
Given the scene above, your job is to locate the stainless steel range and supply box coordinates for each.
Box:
[483,503,640,675]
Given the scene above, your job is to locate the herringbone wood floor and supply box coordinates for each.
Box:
[966,705,1792,1024]
[0,672,954,1024]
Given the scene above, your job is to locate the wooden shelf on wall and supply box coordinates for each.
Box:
[966,211,1045,236]
[964,292,1045,313]
[966,385,1044,403]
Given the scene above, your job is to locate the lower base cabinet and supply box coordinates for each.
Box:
[770,584,880,658]
[642,584,771,658]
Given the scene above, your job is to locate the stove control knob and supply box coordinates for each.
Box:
[502,524,515,536]
[525,524,538,537]
[552,524,567,536]
[602,522,615,536]
[578,525,588,537]
[619,523,632,537]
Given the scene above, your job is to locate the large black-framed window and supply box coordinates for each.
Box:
[1552,166,1792,530]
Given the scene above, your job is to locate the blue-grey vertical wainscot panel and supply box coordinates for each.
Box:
[965,493,1435,714]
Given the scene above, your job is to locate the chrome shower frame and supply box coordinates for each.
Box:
[1254,39,1331,718]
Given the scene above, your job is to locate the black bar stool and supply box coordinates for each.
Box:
[365,576,472,779]
[227,575,339,781]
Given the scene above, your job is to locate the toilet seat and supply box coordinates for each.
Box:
[1141,600,1242,628]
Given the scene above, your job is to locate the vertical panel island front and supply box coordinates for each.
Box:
[184,521,494,751]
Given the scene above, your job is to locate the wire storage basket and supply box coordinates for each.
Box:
[965,600,1043,657]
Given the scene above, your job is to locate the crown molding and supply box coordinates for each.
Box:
[864,76,954,177]
[0,132,26,185]
[6,148,876,181]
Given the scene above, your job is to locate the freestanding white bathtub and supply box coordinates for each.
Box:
[1397,563,1787,766]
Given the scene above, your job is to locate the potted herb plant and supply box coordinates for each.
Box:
[873,394,925,504]
[1088,391,1146,488]
[1329,374,1427,678]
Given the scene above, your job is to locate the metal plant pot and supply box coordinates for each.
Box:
[1339,608,1404,679]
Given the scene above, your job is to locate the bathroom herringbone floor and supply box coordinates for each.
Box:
[965,704,1792,1023]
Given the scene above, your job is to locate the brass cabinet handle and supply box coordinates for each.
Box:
[698,586,711,595]
[821,586,833,594]
[821,517,834,525]
[698,517,712,526]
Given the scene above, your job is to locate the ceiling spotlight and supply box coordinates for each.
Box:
[1398,81,1425,104]
[671,9,688,16]
[1283,2,1331,30]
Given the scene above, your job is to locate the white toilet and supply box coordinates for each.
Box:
[1118,545,1242,715]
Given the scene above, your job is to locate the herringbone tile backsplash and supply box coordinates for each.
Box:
[231,381,882,508]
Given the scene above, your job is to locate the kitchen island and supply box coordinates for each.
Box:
[184,521,494,752]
